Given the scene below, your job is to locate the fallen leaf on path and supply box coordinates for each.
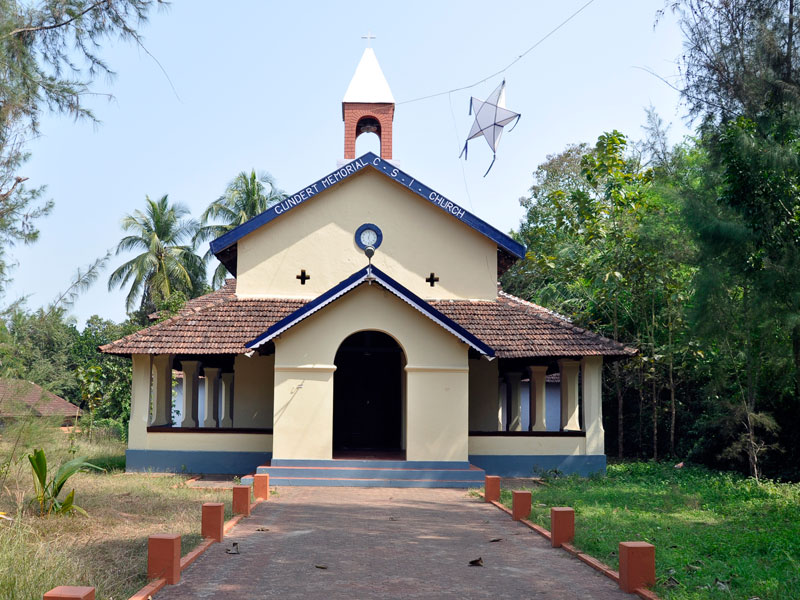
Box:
[489,538,502,543]
[225,542,240,555]
[469,557,484,567]
[255,527,269,532]
[315,565,328,570]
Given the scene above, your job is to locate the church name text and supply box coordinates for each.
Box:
[271,156,467,222]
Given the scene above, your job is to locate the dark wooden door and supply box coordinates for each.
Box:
[333,331,402,451]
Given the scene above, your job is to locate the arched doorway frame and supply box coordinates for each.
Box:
[332,328,407,458]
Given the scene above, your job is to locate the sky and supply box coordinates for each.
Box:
[7,0,692,327]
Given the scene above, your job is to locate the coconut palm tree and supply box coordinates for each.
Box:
[195,170,286,287]
[108,194,205,313]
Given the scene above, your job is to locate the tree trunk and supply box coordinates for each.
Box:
[652,378,658,461]
[669,323,676,457]
[614,303,623,458]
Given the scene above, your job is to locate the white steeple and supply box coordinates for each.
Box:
[343,48,394,104]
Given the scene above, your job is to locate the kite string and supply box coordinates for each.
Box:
[397,0,598,105]
[448,91,475,211]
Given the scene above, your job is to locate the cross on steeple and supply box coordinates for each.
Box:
[296,269,310,285]
[426,272,439,287]
[361,31,376,47]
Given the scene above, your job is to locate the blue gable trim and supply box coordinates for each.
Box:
[209,152,525,259]
[245,265,495,357]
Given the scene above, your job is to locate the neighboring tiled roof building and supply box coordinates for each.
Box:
[0,379,81,423]
[101,279,634,359]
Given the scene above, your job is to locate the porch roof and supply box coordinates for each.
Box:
[99,279,636,359]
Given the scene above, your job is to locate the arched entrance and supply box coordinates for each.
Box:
[333,330,404,457]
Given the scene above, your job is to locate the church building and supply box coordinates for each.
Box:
[101,49,634,487]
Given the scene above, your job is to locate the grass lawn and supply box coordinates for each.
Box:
[497,461,800,600]
[0,420,235,600]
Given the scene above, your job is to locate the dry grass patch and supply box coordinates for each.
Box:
[1,421,235,600]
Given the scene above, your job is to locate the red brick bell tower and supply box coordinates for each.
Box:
[342,48,395,160]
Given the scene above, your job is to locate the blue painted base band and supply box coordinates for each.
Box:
[125,449,272,475]
[468,454,606,477]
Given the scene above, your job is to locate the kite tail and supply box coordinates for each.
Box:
[508,114,521,132]
[483,154,496,177]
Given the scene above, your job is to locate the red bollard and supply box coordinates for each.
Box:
[253,474,269,500]
[484,475,501,503]
[147,534,181,584]
[619,541,656,592]
[512,490,532,521]
[550,507,575,548]
[43,587,95,600]
[201,502,224,542]
[232,485,251,516]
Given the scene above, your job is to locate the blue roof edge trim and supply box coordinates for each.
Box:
[245,265,495,357]
[209,152,525,259]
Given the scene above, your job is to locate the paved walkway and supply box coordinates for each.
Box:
[158,487,631,599]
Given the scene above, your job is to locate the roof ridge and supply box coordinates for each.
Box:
[496,290,633,353]
[497,290,572,322]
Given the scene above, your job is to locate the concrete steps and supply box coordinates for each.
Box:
[241,459,485,489]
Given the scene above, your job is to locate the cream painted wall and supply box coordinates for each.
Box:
[233,354,274,428]
[128,354,152,450]
[140,433,272,452]
[271,283,469,461]
[236,169,498,301]
[468,435,586,456]
[406,368,469,461]
[468,358,499,431]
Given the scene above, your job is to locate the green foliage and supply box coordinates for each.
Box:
[499,462,800,599]
[195,170,286,288]
[76,365,102,441]
[27,448,101,516]
[108,194,206,314]
[0,0,160,296]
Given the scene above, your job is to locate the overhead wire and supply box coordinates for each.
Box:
[397,0,598,105]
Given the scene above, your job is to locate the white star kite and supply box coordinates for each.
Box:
[460,80,521,176]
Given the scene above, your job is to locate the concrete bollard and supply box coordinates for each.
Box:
[484,475,501,503]
[43,587,95,600]
[147,534,181,584]
[550,507,575,548]
[253,473,269,500]
[232,485,251,516]
[201,502,225,542]
[618,542,656,593]
[511,490,532,521]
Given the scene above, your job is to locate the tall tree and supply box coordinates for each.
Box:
[670,0,800,475]
[0,0,161,293]
[195,170,285,288]
[108,194,204,313]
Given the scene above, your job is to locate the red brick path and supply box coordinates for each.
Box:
[157,487,631,599]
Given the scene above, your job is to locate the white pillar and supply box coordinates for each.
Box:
[180,361,200,428]
[528,366,548,432]
[506,372,522,431]
[202,367,221,428]
[129,355,152,448]
[559,359,581,431]
[151,354,173,426]
[497,378,504,431]
[220,372,234,428]
[582,356,605,454]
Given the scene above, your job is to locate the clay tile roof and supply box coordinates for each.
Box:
[430,291,636,358]
[99,279,636,359]
[0,379,82,418]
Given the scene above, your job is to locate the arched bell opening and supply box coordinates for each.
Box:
[354,116,382,156]
[333,330,405,459]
